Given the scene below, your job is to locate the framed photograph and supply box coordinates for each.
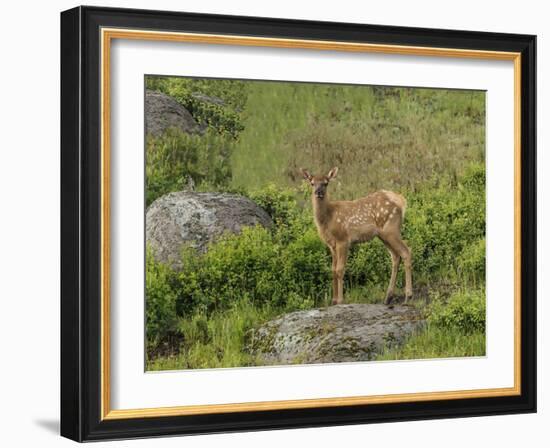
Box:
[60,6,536,442]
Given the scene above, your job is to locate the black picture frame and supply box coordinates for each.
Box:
[61,5,536,442]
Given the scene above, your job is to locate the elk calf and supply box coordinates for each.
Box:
[301,167,412,305]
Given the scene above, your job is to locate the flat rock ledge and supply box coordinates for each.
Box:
[247,304,424,365]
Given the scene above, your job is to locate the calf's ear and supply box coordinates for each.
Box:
[327,167,338,180]
[300,168,313,181]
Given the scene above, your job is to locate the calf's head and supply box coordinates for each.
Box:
[301,167,338,199]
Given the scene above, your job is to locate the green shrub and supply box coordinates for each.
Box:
[247,183,299,224]
[175,223,330,314]
[457,238,486,282]
[145,248,179,353]
[346,239,391,289]
[146,128,233,205]
[279,227,331,302]
[428,289,486,334]
[403,169,485,281]
[178,226,282,312]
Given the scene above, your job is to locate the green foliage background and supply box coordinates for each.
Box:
[145,76,487,370]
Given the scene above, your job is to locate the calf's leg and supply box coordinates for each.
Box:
[333,243,349,305]
[383,245,401,305]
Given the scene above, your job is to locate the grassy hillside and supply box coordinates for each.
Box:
[231,82,485,199]
[145,76,486,370]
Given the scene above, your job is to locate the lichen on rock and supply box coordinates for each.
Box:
[246,304,424,365]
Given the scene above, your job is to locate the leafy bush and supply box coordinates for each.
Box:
[145,247,179,353]
[279,227,331,300]
[177,226,283,313]
[402,163,485,282]
[428,289,486,334]
[175,224,330,315]
[247,183,299,225]
[146,128,233,206]
[457,238,486,282]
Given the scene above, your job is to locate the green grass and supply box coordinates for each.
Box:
[377,288,486,360]
[145,76,485,200]
[231,82,485,198]
[147,286,486,371]
[376,325,485,361]
[146,299,278,370]
[146,280,486,371]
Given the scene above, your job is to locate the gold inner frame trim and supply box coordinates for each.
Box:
[100,27,522,420]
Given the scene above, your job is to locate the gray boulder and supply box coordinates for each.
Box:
[146,192,273,269]
[145,89,202,136]
[247,304,424,365]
